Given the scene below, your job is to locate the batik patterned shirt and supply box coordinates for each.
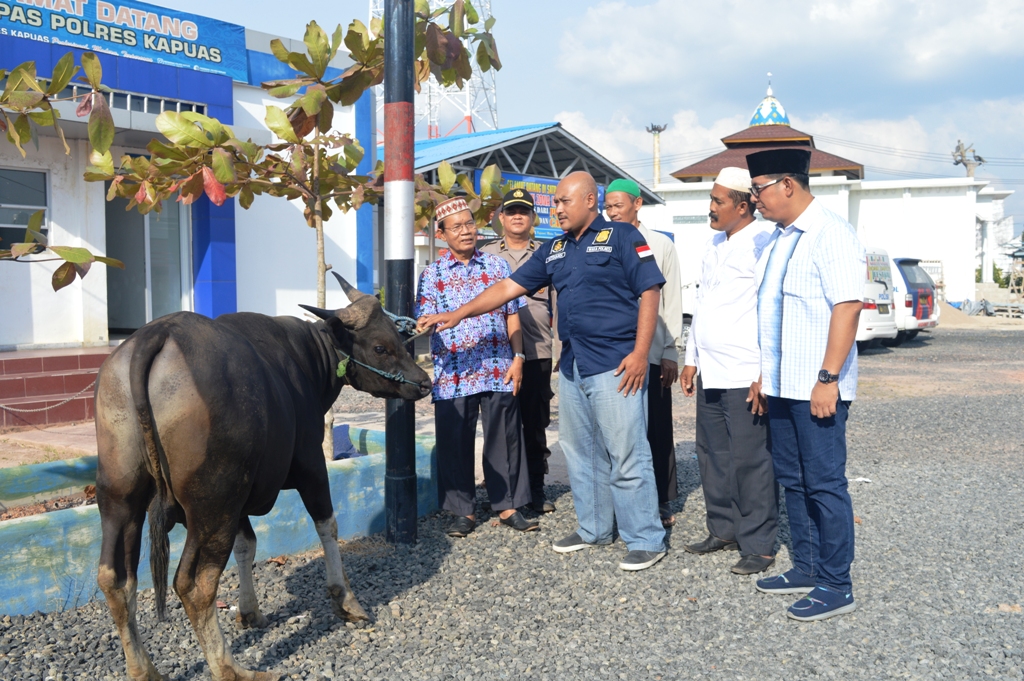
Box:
[415,249,528,401]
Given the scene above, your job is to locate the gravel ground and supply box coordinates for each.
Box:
[2,328,1022,680]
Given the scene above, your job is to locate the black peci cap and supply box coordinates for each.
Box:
[501,188,535,210]
[746,148,812,178]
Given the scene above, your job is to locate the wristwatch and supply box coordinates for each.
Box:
[817,369,839,384]
[514,352,526,361]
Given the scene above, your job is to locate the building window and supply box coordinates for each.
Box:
[673,215,708,225]
[0,169,47,248]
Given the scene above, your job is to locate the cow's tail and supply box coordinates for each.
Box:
[128,328,174,622]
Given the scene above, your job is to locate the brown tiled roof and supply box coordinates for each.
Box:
[721,125,813,145]
[670,145,863,181]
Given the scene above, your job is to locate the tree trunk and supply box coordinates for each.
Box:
[313,135,334,462]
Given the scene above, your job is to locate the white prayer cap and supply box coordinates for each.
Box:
[714,167,752,193]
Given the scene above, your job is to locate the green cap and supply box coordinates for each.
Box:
[607,178,640,198]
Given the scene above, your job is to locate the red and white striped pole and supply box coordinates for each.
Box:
[383,0,418,545]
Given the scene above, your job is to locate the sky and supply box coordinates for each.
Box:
[150,0,1024,234]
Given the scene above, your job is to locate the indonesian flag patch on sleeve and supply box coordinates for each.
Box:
[634,240,654,260]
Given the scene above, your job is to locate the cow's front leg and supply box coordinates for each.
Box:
[233,518,269,629]
[315,515,369,621]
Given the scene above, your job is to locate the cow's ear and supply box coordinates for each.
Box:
[332,272,371,304]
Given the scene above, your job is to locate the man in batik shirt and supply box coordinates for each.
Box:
[416,196,539,537]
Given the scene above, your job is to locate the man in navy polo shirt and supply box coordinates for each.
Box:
[419,171,668,571]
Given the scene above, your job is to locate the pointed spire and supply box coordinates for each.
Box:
[767,72,773,97]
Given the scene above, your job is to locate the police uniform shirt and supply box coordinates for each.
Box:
[481,238,555,360]
[511,215,665,379]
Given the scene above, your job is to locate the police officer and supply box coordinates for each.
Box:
[419,171,668,571]
[482,188,557,514]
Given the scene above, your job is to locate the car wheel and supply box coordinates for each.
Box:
[856,340,871,353]
[881,331,906,347]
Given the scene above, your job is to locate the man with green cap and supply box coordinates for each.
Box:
[605,178,684,528]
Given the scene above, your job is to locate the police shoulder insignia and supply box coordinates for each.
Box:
[595,228,613,244]
[634,240,654,260]
[551,239,566,253]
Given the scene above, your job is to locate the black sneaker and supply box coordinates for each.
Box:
[552,531,608,553]
[618,550,667,571]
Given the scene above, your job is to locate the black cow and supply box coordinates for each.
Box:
[95,274,431,681]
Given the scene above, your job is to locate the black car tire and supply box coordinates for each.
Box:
[881,331,906,347]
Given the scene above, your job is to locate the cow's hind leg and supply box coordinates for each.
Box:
[174,518,278,681]
[233,517,269,629]
[97,491,166,681]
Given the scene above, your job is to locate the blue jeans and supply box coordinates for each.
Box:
[767,397,855,593]
[559,361,665,553]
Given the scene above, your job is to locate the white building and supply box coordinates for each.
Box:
[640,89,1014,305]
[0,3,375,350]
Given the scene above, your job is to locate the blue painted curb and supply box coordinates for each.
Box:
[0,456,98,505]
[0,429,437,616]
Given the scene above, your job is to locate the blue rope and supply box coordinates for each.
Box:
[328,312,432,388]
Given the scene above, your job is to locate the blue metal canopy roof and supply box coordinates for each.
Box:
[378,122,663,205]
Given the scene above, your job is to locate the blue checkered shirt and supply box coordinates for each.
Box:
[756,200,867,401]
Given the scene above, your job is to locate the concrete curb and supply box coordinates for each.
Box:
[0,428,437,616]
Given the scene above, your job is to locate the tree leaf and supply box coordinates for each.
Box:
[336,356,350,378]
[6,90,45,109]
[267,81,303,98]
[438,160,456,194]
[450,0,465,37]
[239,184,255,209]
[146,138,192,161]
[52,261,77,291]
[414,0,430,16]
[81,53,103,90]
[288,52,318,78]
[475,40,491,72]
[177,171,205,205]
[298,84,328,117]
[49,245,95,264]
[95,256,126,269]
[465,0,480,24]
[425,23,448,66]
[87,92,115,154]
[318,99,335,132]
[74,260,93,279]
[212,148,237,183]
[331,24,344,59]
[201,166,227,206]
[156,111,214,148]
[485,15,496,31]
[28,109,56,126]
[265,105,300,143]
[480,164,502,198]
[47,52,78,95]
[27,210,44,234]
[11,242,41,258]
[304,21,331,79]
[270,38,291,63]
[75,92,93,117]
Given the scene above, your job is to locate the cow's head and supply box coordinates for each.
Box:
[300,274,432,401]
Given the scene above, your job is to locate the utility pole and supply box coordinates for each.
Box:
[952,140,985,178]
[383,0,418,544]
[646,124,667,187]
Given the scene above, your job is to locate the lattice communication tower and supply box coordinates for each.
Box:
[369,0,498,138]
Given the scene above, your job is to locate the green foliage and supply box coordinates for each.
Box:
[336,356,350,378]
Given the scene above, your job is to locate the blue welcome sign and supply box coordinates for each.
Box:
[0,0,247,81]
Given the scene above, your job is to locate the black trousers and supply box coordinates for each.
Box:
[519,358,553,497]
[695,375,778,556]
[647,363,678,504]
[434,390,532,517]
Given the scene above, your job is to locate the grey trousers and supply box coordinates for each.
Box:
[434,390,532,517]
[695,376,778,556]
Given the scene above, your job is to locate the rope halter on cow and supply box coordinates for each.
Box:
[330,311,432,387]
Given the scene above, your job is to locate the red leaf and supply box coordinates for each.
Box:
[134,184,148,205]
[75,92,93,118]
[201,166,227,206]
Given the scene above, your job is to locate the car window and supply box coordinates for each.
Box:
[899,262,935,288]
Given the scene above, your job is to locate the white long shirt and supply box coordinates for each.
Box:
[637,223,684,365]
[684,220,775,389]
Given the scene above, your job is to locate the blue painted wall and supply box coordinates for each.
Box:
[355,90,376,294]
[0,429,437,617]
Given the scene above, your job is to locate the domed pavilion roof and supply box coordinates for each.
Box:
[749,85,790,127]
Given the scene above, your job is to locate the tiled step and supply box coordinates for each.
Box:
[0,347,112,429]
[0,394,94,428]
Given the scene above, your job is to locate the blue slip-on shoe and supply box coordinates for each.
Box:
[786,586,857,621]
[755,569,816,594]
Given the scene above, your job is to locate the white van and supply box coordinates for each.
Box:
[881,257,941,346]
[856,249,899,351]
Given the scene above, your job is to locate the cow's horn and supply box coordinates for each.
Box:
[298,304,335,320]
[332,272,369,303]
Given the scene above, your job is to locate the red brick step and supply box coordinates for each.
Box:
[0,347,113,429]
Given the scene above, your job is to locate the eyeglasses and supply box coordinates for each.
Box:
[749,177,785,198]
[444,221,477,234]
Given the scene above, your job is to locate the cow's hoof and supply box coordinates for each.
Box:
[236,610,270,629]
[328,585,369,622]
[218,666,281,681]
[127,661,167,681]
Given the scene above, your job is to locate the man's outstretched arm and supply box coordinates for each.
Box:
[417,278,529,332]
